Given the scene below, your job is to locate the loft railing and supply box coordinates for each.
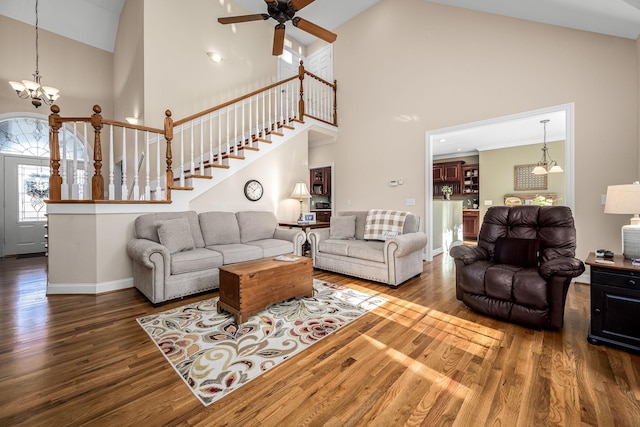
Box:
[47,61,337,203]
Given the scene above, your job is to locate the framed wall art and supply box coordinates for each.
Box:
[514,164,547,191]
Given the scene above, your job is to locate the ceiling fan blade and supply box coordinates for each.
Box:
[273,24,286,56]
[292,17,337,43]
[218,14,269,24]
[290,0,315,12]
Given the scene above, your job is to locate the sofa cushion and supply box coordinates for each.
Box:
[494,237,540,268]
[318,239,350,256]
[134,211,205,248]
[364,209,409,241]
[199,211,241,245]
[207,244,262,264]
[246,239,294,258]
[170,248,223,275]
[236,211,277,243]
[330,215,356,240]
[156,218,196,254]
[347,240,385,263]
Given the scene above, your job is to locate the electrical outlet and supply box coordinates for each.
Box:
[405,198,416,206]
[484,200,493,206]
[346,199,352,206]
[601,194,606,205]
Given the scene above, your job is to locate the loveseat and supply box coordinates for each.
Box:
[307,210,428,287]
[449,205,585,329]
[126,210,306,304]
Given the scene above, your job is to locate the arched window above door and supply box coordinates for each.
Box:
[0,116,87,159]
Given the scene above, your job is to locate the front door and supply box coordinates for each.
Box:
[3,156,49,255]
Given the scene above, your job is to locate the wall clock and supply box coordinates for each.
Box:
[244,179,263,201]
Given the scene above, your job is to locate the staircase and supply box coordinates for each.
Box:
[46,62,337,206]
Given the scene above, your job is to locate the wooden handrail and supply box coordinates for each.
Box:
[174,75,300,126]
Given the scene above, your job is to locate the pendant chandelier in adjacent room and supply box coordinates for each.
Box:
[532,119,563,175]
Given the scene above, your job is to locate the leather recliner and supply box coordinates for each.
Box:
[449,205,585,329]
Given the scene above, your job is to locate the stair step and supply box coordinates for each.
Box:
[206,163,230,169]
[282,124,295,130]
[239,146,260,152]
[169,185,194,191]
[269,131,284,137]
[223,154,245,160]
[256,138,272,144]
[190,175,212,180]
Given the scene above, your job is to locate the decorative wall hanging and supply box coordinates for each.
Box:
[514,164,547,191]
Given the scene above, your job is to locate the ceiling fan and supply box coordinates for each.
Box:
[218,0,337,56]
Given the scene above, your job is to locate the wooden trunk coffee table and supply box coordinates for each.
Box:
[217,255,313,324]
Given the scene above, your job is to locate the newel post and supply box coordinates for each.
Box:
[298,60,305,120]
[48,105,62,201]
[164,110,174,202]
[90,105,104,200]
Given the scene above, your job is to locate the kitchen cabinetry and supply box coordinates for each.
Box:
[585,253,640,352]
[462,164,479,195]
[433,161,462,183]
[433,161,479,197]
[462,210,479,240]
[310,167,331,196]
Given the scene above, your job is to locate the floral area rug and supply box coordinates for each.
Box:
[137,279,387,406]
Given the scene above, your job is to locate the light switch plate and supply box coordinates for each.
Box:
[405,198,416,206]
[484,200,493,206]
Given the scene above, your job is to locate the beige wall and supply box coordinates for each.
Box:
[479,141,565,220]
[141,0,278,127]
[310,0,639,260]
[0,15,114,117]
[114,0,145,124]
[190,132,310,222]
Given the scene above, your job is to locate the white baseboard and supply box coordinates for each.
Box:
[47,278,133,295]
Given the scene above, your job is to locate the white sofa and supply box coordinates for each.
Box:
[126,210,305,304]
[307,211,428,287]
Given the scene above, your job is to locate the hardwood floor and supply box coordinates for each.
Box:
[1,255,639,426]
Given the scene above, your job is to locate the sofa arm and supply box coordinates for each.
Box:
[307,228,330,259]
[539,257,586,279]
[384,232,428,258]
[126,238,170,273]
[449,245,489,264]
[274,228,306,256]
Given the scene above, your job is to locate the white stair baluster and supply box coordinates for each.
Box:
[121,127,127,200]
[218,112,222,165]
[83,122,89,200]
[189,122,195,178]
[133,129,140,200]
[144,131,150,200]
[61,126,68,200]
[180,126,185,187]
[155,133,162,200]
[71,122,79,199]
[199,118,204,175]
[209,113,214,176]
[108,125,115,200]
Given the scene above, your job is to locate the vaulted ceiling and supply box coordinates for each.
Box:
[1,0,639,53]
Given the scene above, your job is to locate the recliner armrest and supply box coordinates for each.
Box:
[539,257,585,279]
[449,245,489,264]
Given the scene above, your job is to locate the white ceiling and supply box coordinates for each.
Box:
[3,0,640,54]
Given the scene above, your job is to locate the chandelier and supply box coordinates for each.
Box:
[532,119,563,175]
[8,0,60,108]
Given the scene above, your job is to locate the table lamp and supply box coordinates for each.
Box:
[604,181,640,259]
[290,181,311,222]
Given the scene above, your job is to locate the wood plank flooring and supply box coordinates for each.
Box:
[0,255,638,426]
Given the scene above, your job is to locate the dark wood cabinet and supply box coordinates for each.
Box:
[433,161,462,184]
[462,164,479,195]
[310,167,331,196]
[462,210,479,240]
[586,253,640,353]
[314,211,331,222]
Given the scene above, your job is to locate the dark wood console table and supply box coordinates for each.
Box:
[279,221,330,256]
[585,252,640,352]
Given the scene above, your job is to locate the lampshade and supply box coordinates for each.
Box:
[604,181,640,259]
[290,182,311,199]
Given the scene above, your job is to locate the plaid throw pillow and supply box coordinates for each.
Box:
[364,209,409,241]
